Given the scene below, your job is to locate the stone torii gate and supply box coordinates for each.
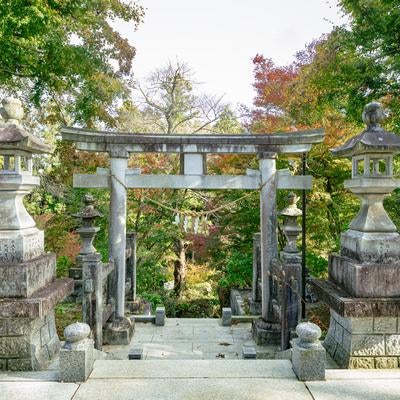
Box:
[61,126,324,342]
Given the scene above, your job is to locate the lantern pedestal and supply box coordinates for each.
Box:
[312,279,400,369]
[329,253,400,298]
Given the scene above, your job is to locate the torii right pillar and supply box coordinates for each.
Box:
[312,102,400,369]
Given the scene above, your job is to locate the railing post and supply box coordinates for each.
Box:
[74,195,104,350]
[126,232,137,302]
[82,253,103,350]
[279,192,303,350]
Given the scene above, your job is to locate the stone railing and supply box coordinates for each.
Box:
[74,194,135,349]
[252,192,302,350]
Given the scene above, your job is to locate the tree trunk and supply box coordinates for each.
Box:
[174,238,186,297]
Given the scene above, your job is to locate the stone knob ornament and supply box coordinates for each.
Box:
[64,322,91,344]
[0,97,24,123]
[296,322,321,348]
[362,101,384,128]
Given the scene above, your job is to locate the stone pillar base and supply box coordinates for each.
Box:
[324,310,400,369]
[311,279,400,369]
[252,318,281,345]
[103,317,134,345]
[0,311,60,371]
[0,278,74,371]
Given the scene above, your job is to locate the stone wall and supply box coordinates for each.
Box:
[0,311,60,371]
[324,310,400,369]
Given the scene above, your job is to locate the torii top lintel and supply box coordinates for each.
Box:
[61,127,324,156]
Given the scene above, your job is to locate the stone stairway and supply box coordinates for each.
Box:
[2,358,400,400]
[73,359,312,400]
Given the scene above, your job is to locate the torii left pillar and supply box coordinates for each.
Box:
[103,149,133,345]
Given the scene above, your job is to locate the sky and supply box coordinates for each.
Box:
[117,0,346,108]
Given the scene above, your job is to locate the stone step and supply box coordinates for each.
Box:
[90,359,295,379]
[74,359,309,400]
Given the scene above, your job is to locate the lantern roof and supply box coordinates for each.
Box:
[0,124,53,154]
[331,102,400,158]
[0,97,52,154]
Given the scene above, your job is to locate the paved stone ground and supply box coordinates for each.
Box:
[103,318,279,360]
[1,319,400,399]
[2,359,400,400]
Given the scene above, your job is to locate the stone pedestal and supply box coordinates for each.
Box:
[103,317,133,345]
[0,278,74,370]
[0,253,56,298]
[252,318,281,345]
[0,311,59,371]
[60,322,94,382]
[291,322,325,381]
[329,253,400,298]
[312,279,400,369]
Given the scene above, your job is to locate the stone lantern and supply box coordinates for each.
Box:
[279,192,302,260]
[330,101,400,297]
[311,102,400,369]
[68,195,102,299]
[0,97,73,371]
[73,194,101,256]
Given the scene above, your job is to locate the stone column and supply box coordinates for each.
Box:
[252,152,280,345]
[260,152,278,321]
[109,153,128,320]
[104,149,133,345]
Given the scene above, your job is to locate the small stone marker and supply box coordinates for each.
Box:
[242,345,257,359]
[103,317,134,345]
[128,345,143,360]
[291,322,325,381]
[222,307,232,326]
[155,306,166,326]
[59,322,94,382]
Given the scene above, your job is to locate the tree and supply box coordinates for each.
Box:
[250,46,360,268]
[0,0,144,126]
[285,1,400,130]
[119,61,241,297]
[133,61,226,134]
[251,54,298,132]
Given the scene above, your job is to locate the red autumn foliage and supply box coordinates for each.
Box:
[252,54,298,133]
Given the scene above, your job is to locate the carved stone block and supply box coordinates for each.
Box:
[0,228,44,264]
[0,252,56,298]
[329,254,400,297]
